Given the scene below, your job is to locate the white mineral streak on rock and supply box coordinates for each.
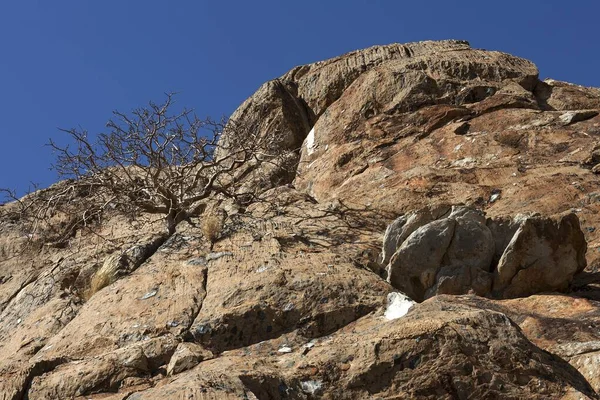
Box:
[305,126,316,156]
[301,380,323,394]
[278,345,293,353]
[384,292,415,320]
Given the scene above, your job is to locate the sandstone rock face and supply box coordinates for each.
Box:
[439,293,600,395]
[166,342,213,376]
[2,40,600,398]
[281,42,600,276]
[384,205,587,301]
[537,79,600,111]
[227,79,313,153]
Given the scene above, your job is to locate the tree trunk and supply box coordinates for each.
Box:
[166,210,177,235]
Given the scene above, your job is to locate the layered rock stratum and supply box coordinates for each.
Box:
[2,39,600,399]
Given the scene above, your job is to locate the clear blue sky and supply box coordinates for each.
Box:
[1,0,599,196]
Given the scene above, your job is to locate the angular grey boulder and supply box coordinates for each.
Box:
[493,213,587,298]
[384,205,586,301]
[380,204,451,266]
[387,218,457,301]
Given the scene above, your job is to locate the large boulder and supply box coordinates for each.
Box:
[493,213,587,297]
[98,299,596,400]
[293,40,539,199]
[384,205,586,301]
[438,293,600,395]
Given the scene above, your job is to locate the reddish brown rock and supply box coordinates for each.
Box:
[2,40,600,399]
[438,293,600,394]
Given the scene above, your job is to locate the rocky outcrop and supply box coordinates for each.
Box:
[2,40,600,398]
[281,42,600,278]
[35,299,594,400]
[166,342,213,376]
[384,205,586,301]
[227,79,313,154]
[282,40,537,117]
[438,293,600,395]
[493,212,587,297]
[216,77,314,191]
[536,79,600,111]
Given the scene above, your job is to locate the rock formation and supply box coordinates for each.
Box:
[2,39,600,399]
[383,205,587,301]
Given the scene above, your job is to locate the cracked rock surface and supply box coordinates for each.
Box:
[2,40,600,398]
[383,205,587,301]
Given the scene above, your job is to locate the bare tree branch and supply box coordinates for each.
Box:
[2,93,295,244]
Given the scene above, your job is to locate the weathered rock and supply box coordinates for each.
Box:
[27,344,150,399]
[214,78,314,193]
[189,225,390,353]
[559,110,600,125]
[283,39,537,117]
[85,234,167,294]
[2,40,600,399]
[380,204,451,266]
[294,41,539,197]
[536,79,600,111]
[71,299,597,400]
[276,43,600,282]
[385,206,586,301]
[222,79,313,154]
[166,342,213,376]
[38,254,207,362]
[494,213,587,297]
[0,297,77,372]
[295,298,596,399]
[438,293,600,395]
[387,217,457,301]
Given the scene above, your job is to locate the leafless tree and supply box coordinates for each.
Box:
[1,93,290,245]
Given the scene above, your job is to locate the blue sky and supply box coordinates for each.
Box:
[1,0,599,196]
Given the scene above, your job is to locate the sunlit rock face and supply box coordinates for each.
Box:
[2,40,600,399]
[382,205,586,301]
